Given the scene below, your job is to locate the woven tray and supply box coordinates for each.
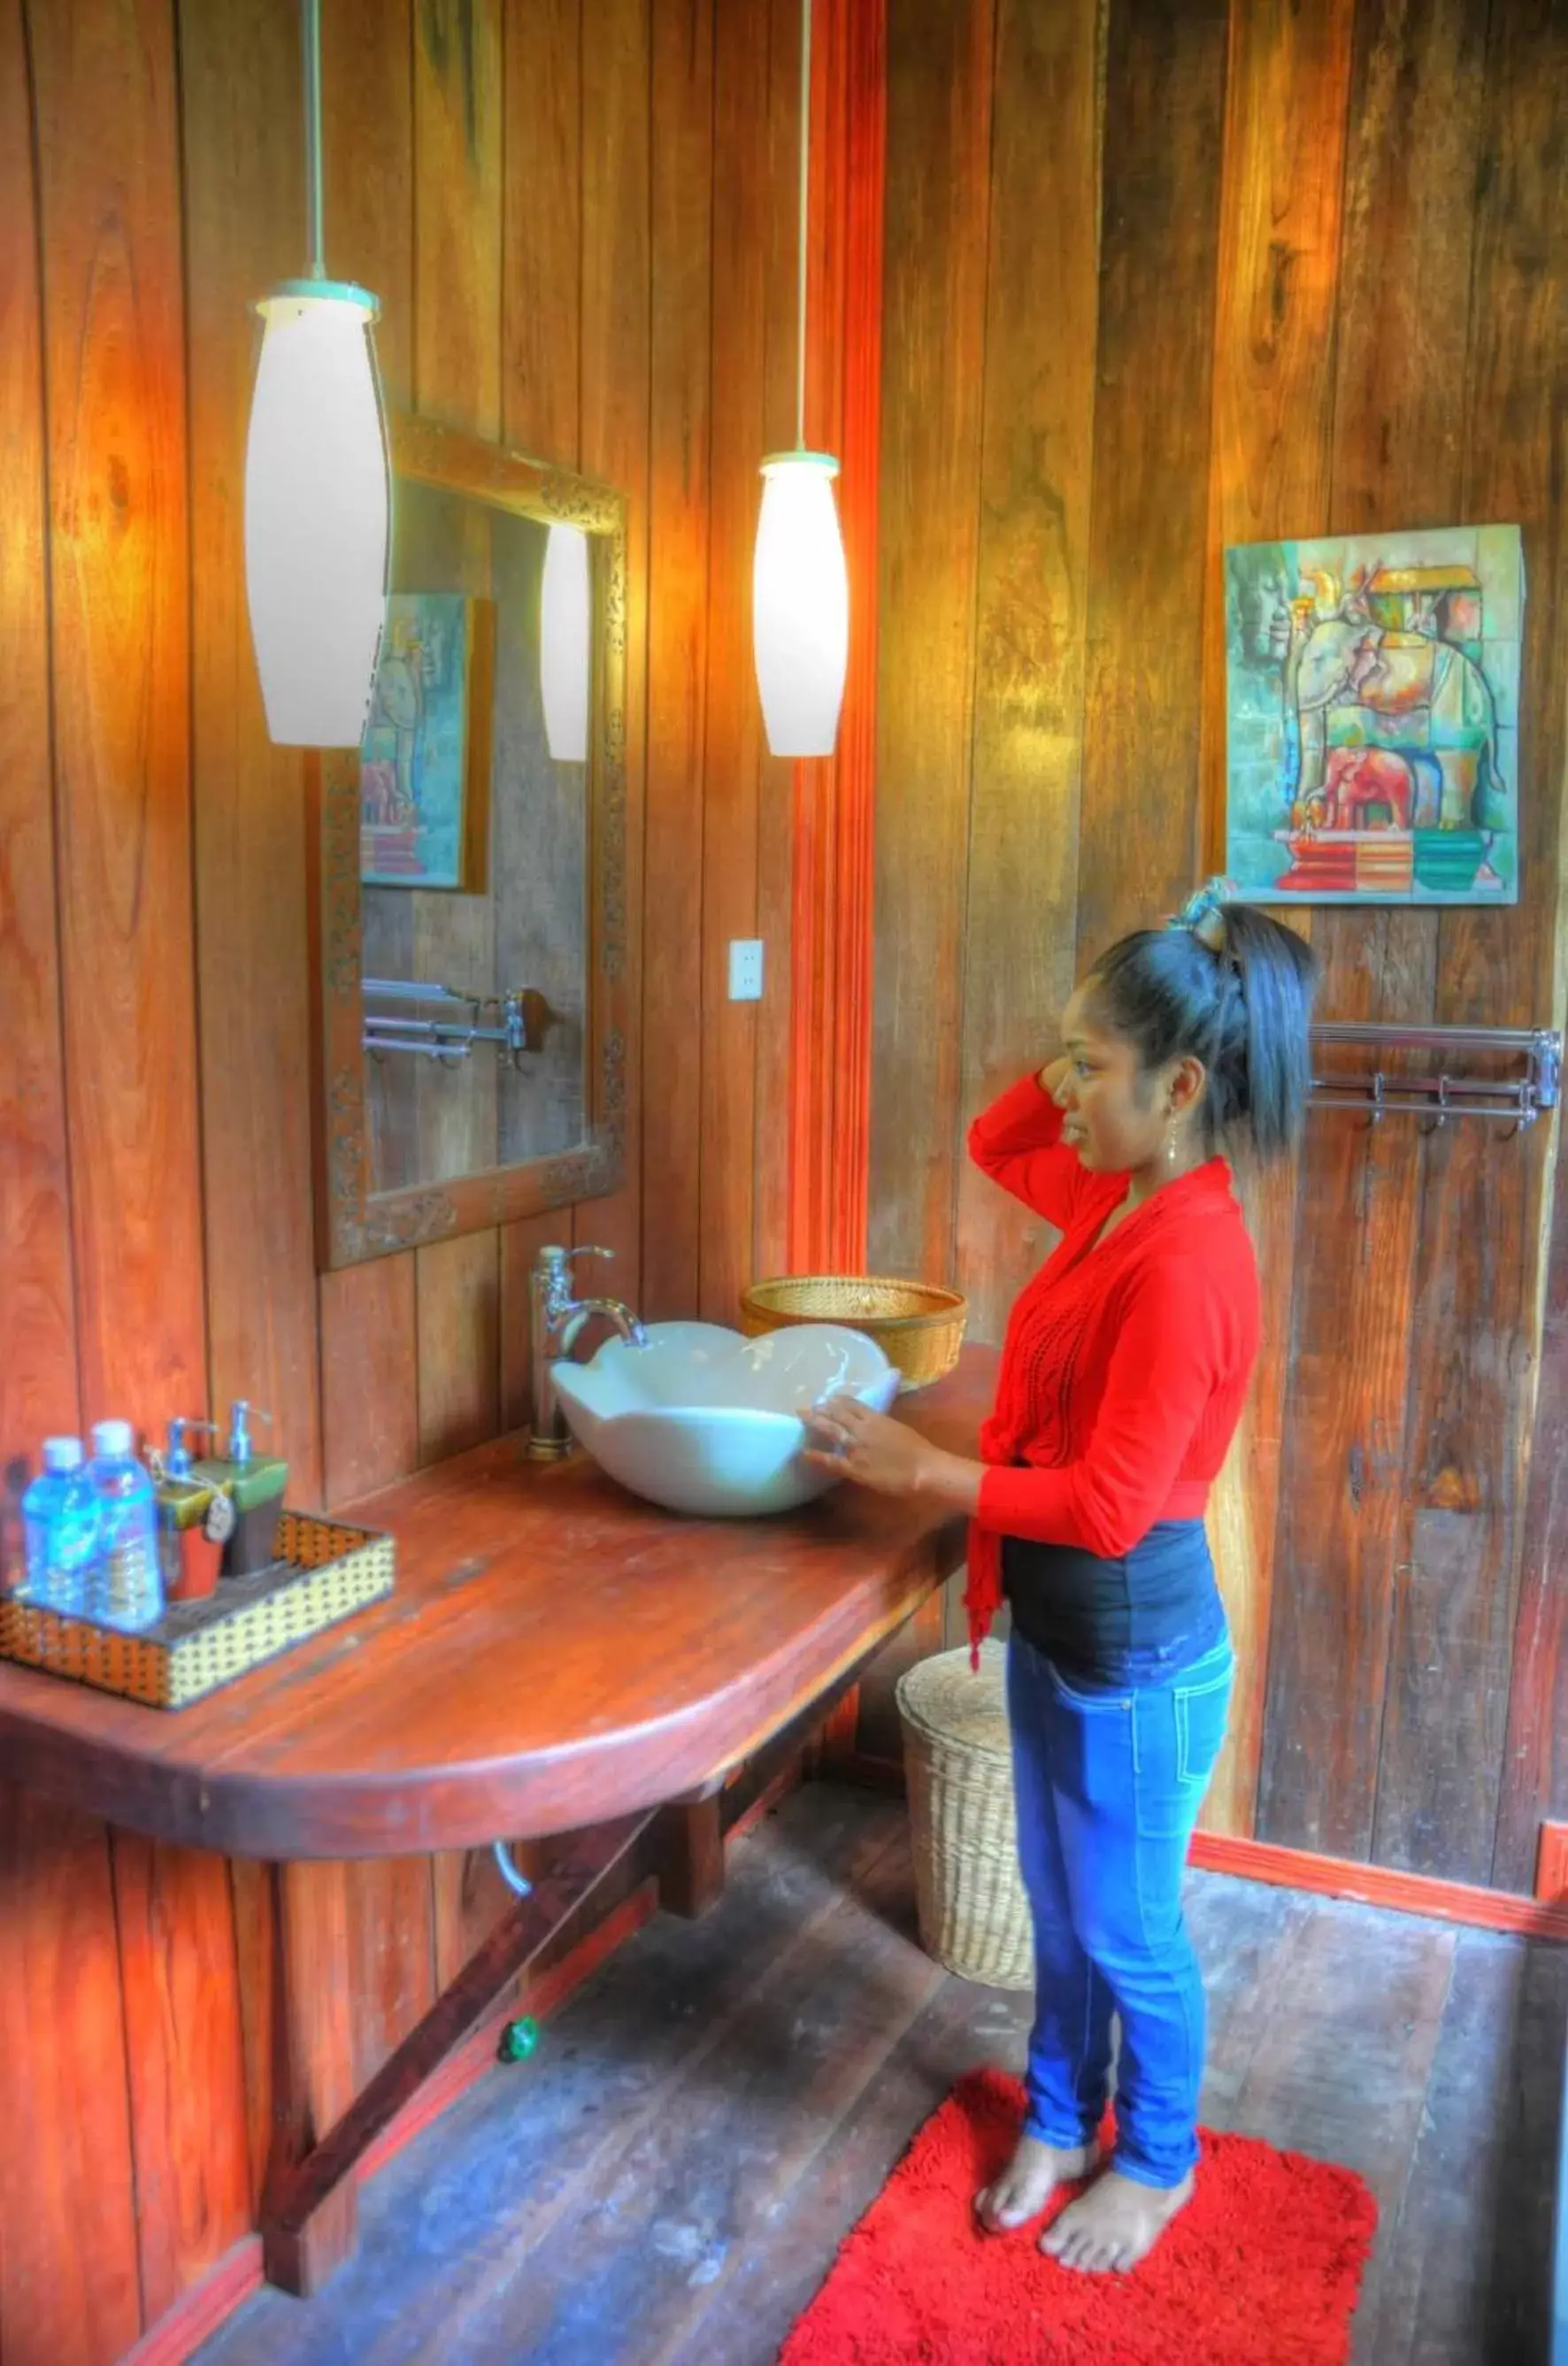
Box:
[0,1509,395,1710]
[739,1274,967,1391]
[896,1640,1034,1991]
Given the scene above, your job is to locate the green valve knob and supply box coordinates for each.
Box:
[498,2015,540,2064]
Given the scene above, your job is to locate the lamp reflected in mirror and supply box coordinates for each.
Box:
[541,524,591,763]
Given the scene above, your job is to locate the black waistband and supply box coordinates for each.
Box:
[1002,1520,1224,1684]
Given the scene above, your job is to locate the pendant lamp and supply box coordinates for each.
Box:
[753,0,849,759]
[244,0,390,748]
[540,522,591,762]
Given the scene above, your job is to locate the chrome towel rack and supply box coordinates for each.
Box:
[1308,1022,1561,1128]
[362,977,550,1068]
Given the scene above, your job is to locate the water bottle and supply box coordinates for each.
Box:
[21,1439,99,1613]
[49,1443,101,1615]
[88,1421,164,1632]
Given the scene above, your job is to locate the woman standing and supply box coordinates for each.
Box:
[804,883,1317,2277]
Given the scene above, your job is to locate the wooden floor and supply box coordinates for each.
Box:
[200,1784,1567,2365]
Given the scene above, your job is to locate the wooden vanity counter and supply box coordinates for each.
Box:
[0,1348,995,2298]
[0,1349,994,1863]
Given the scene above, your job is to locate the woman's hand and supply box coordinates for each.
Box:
[801,1395,934,1494]
[801,1396,985,1515]
[1038,1053,1071,1101]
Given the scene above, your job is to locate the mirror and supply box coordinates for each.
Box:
[311,411,628,1269]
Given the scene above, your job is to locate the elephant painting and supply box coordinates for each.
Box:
[1225,530,1523,906]
[1300,745,1418,834]
[1283,600,1505,836]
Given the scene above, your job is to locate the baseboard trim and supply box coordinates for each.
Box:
[122,2237,265,2366]
[836,1754,1568,1940]
[1188,1831,1568,1941]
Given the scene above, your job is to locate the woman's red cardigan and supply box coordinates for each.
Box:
[964,1074,1261,1664]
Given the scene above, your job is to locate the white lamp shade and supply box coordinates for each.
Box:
[753,452,849,758]
[244,287,390,748]
[541,522,591,762]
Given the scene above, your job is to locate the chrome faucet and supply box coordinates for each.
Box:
[527,1244,647,1461]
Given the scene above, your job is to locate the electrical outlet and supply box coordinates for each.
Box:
[728,939,765,1002]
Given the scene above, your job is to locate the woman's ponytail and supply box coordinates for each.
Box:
[1211,903,1318,1158]
[1088,883,1318,1163]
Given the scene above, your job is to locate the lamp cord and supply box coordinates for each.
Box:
[796,0,811,451]
[303,0,326,279]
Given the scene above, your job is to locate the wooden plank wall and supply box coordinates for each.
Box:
[872,0,1568,1891]
[0,1,799,2354]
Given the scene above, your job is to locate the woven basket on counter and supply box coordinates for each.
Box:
[0,1511,394,1710]
[896,1640,1034,1991]
[739,1274,967,1392]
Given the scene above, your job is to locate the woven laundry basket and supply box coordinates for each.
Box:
[896,1639,1034,1992]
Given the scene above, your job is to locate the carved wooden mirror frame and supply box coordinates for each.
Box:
[309,410,629,1271]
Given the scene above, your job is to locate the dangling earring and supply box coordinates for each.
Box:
[1164,1115,1180,1167]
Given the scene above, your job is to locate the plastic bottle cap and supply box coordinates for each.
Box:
[92,1419,135,1457]
[42,1437,85,1473]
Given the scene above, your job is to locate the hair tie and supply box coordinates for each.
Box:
[1168,876,1235,956]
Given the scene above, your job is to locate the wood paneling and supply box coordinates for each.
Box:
[319,1257,421,1504]
[31,0,206,1436]
[263,1861,358,2291]
[502,0,580,461]
[1076,0,1228,960]
[642,0,714,1321]
[1495,1118,1568,1893]
[876,0,1568,1891]
[697,0,770,1322]
[2,1,804,2353]
[181,0,324,1506]
[1374,0,1568,1882]
[0,0,78,1471]
[580,0,652,1303]
[0,50,127,2366]
[784,0,880,1284]
[111,1836,253,2323]
[951,0,1102,1343]
[1252,0,1483,1860]
[0,1788,142,2363]
[869,0,995,1286]
[753,0,803,1286]
[416,1231,501,1464]
[1195,0,1352,1835]
[15,12,237,2365]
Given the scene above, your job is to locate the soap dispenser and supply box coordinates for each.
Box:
[153,1417,224,1602]
[190,1403,289,1580]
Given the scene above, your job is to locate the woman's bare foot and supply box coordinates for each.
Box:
[973,2132,1100,2234]
[1041,2165,1195,2273]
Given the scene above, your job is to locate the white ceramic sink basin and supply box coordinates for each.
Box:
[550,1321,899,1517]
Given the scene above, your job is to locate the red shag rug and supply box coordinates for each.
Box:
[780,2069,1378,2365]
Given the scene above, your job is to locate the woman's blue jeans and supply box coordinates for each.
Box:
[1005,1625,1234,2190]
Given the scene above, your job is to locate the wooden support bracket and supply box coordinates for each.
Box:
[655,1796,726,1919]
[259,1809,654,2295]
